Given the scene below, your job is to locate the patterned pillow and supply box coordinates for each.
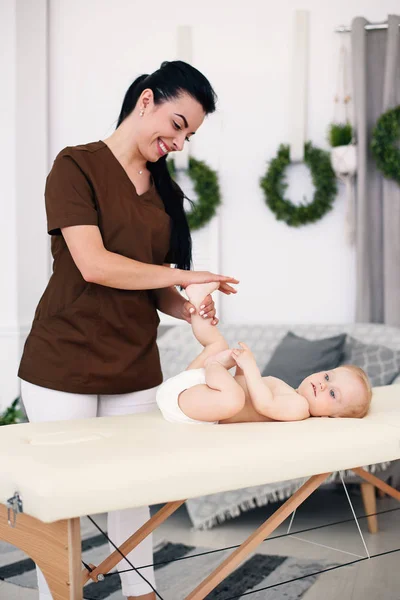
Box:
[341,335,400,387]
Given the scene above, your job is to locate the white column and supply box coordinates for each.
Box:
[16,0,49,337]
[174,25,192,171]
[288,10,309,163]
[0,0,49,412]
[0,0,19,412]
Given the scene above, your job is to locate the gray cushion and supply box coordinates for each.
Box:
[341,335,400,387]
[261,331,346,388]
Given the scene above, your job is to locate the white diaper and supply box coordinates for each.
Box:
[156,368,218,425]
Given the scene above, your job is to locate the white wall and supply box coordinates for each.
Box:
[47,0,399,326]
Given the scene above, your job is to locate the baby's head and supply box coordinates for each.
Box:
[297,365,372,419]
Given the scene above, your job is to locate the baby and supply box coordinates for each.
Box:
[156,283,372,425]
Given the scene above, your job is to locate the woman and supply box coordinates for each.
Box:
[18,60,238,600]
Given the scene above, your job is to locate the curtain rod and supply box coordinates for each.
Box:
[335,22,394,33]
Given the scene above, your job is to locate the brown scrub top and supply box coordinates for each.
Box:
[18,141,173,394]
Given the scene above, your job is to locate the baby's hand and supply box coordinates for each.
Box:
[231,342,256,370]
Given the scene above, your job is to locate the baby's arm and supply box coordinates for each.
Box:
[232,343,310,421]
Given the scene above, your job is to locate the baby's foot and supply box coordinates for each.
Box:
[186,282,220,310]
[204,349,236,370]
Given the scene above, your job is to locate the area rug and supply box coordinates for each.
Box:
[0,534,335,599]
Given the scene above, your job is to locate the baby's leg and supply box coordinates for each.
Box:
[185,282,225,347]
[178,362,245,422]
[185,283,231,370]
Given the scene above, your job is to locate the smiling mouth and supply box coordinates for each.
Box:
[311,382,316,397]
[157,138,169,156]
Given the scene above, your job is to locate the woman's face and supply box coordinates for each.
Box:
[137,90,206,162]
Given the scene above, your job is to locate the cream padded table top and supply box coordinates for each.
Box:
[1,385,399,523]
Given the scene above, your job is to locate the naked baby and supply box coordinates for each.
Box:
[156,283,372,425]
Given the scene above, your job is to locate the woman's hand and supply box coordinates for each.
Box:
[178,270,239,326]
[180,270,239,293]
[181,294,219,326]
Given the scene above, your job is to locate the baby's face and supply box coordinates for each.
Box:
[297,367,364,417]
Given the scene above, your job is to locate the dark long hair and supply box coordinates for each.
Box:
[116,60,217,271]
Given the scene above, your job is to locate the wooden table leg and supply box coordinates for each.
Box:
[353,467,400,535]
[353,467,400,502]
[82,500,185,585]
[185,472,331,600]
[360,483,378,534]
[0,504,82,600]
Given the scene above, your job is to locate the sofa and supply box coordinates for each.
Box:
[158,322,400,532]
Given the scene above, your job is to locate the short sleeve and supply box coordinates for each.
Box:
[45,154,98,235]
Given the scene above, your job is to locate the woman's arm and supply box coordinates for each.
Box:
[154,285,187,320]
[155,277,223,325]
[61,225,237,291]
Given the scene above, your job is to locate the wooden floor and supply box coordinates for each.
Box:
[1,486,399,599]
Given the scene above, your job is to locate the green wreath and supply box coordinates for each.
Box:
[260,142,337,227]
[371,105,400,184]
[168,157,221,230]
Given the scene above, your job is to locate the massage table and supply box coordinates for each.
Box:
[1,384,400,599]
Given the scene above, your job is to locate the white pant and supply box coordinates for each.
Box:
[20,379,159,599]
